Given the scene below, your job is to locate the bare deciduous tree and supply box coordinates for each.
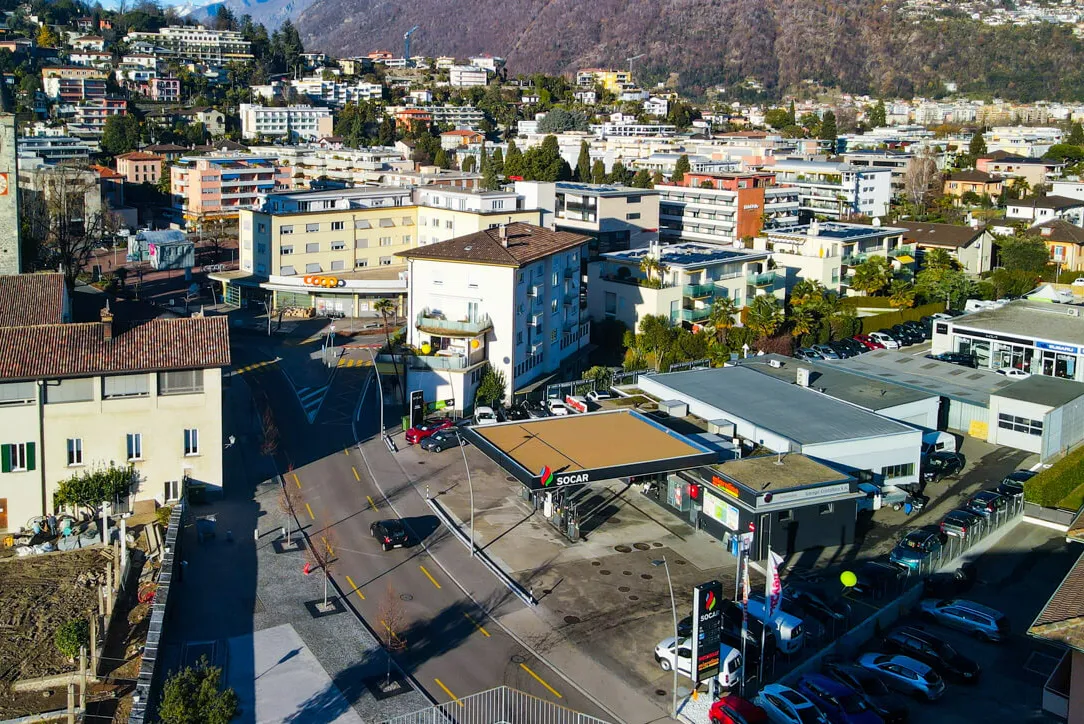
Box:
[305,527,338,611]
[260,405,279,457]
[903,147,942,216]
[277,482,302,544]
[377,584,407,686]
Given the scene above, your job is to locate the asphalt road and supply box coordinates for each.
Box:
[234,336,614,720]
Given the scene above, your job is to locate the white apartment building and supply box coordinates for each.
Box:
[425,105,486,130]
[468,56,505,72]
[768,159,893,220]
[0,274,229,530]
[657,176,799,246]
[398,224,591,408]
[762,221,911,296]
[449,65,488,87]
[250,145,411,186]
[413,187,533,246]
[240,104,334,142]
[288,78,383,107]
[124,25,253,63]
[588,241,781,332]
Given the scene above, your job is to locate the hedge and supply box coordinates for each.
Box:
[841,296,897,309]
[1024,444,1084,508]
[860,302,945,335]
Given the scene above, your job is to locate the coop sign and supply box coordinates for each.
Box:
[303,275,346,288]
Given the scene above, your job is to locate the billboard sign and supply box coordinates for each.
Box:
[691,580,724,683]
[410,390,425,427]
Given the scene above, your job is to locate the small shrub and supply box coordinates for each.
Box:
[1025,445,1084,508]
[55,619,89,660]
[155,505,173,527]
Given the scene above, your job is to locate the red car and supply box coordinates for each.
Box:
[710,695,768,724]
[853,333,885,350]
[405,418,454,444]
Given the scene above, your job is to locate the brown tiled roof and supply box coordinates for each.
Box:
[895,221,985,249]
[1036,218,1084,245]
[91,165,123,179]
[1016,195,1084,210]
[946,170,998,184]
[0,274,67,328]
[116,151,163,161]
[0,316,231,381]
[396,223,590,267]
[1030,550,1084,652]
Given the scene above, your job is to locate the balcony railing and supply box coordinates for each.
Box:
[678,307,712,323]
[841,253,868,266]
[407,354,472,371]
[682,283,716,299]
[415,311,492,336]
[747,271,776,286]
[889,245,916,258]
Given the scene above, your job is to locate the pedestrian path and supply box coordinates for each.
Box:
[297,384,331,423]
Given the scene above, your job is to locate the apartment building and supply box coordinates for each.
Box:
[576,69,631,92]
[124,25,253,63]
[976,153,1064,188]
[841,150,944,196]
[146,107,226,137]
[768,159,892,220]
[239,104,334,142]
[763,221,911,295]
[657,172,799,246]
[170,154,292,226]
[292,78,383,106]
[427,105,486,130]
[515,180,659,258]
[250,145,411,187]
[588,241,780,332]
[0,274,229,530]
[150,77,181,103]
[449,65,488,87]
[414,186,538,245]
[69,51,112,68]
[943,170,1003,205]
[116,152,164,185]
[18,136,95,167]
[468,55,505,72]
[41,68,107,102]
[70,99,127,135]
[397,223,591,408]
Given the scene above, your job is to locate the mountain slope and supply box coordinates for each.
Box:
[296,0,1084,101]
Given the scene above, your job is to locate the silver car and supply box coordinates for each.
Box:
[857,652,945,701]
[917,598,1009,642]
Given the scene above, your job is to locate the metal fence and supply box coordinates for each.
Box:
[377,686,612,724]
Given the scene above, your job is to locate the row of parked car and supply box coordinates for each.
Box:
[796,315,945,362]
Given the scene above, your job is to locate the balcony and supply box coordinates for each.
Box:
[747,271,776,287]
[682,283,716,299]
[678,307,712,323]
[889,245,916,258]
[841,253,868,266]
[407,354,470,371]
[415,311,492,337]
[526,285,542,297]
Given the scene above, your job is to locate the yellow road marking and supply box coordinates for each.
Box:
[337,358,373,368]
[344,447,350,455]
[464,612,490,637]
[519,663,562,698]
[305,503,315,520]
[352,466,360,481]
[344,574,365,600]
[419,565,441,589]
[367,495,378,510]
[434,678,463,707]
[235,359,277,374]
[292,473,301,489]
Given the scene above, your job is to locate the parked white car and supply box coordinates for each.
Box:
[586,389,614,402]
[1072,278,1084,286]
[856,653,945,700]
[474,406,498,426]
[546,398,570,416]
[868,331,900,350]
[996,368,1030,379]
[754,684,829,724]
[653,637,744,689]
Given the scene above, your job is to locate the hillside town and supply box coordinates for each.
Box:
[3,3,1084,724]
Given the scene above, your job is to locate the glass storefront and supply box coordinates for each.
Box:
[955,333,1080,380]
[1041,350,1077,379]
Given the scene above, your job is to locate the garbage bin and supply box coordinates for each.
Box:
[402,415,410,432]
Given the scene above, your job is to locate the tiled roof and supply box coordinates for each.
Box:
[116,151,163,161]
[0,316,231,381]
[946,170,998,184]
[1014,195,1084,210]
[0,274,66,328]
[91,165,123,179]
[1036,218,1084,244]
[895,221,985,249]
[396,223,590,267]
[1030,550,1084,652]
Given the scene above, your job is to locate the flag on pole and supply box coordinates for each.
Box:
[766,550,784,617]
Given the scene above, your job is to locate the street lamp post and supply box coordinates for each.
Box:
[652,558,678,720]
[455,429,475,557]
[367,346,386,440]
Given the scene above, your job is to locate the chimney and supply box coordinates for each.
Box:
[100,302,114,342]
[498,224,508,246]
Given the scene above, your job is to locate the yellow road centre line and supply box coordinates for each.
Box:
[464,612,490,637]
[344,574,365,600]
[419,565,441,589]
[519,663,562,698]
[292,473,301,489]
[352,466,360,481]
[367,495,378,510]
[434,679,463,707]
[344,447,350,455]
[305,503,315,520]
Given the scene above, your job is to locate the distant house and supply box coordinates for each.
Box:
[942,169,1003,205]
[999,195,1084,232]
[439,130,484,150]
[976,151,1064,188]
[1035,218,1084,272]
[116,151,164,185]
[894,221,994,275]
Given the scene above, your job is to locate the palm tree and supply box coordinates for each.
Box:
[923,248,956,271]
[789,305,817,339]
[888,280,917,311]
[850,256,893,296]
[374,298,401,404]
[746,294,784,338]
[788,279,826,310]
[638,255,669,287]
[706,297,740,342]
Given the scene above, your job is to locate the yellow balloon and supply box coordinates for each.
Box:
[421,342,431,355]
[470,339,480,349]
[840,570,857,588]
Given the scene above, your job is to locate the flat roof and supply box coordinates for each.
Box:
[738,355,936,410]
[603,242,768,269]
[464,409,717,490]
[640,367,917,445]
[994,375,1084,408]
[710,453,851,493]
[769,222,907,241]
[951,300,1084,348]
[836,350,1016,406]
[555,181,659,198]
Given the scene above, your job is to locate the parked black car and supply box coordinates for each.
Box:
[997,469,1036,499]
[827,341,857,358]
[891,324,923,346]
[966,490,1009,519]
[939,508,985,540]
[926,352,978,368]
[882,626,982,683]
[823,662,910,724]
[419,429,466,452]
[504,406,530,421]
[834,338,868,356]
[902,320,930,340]
[782,584,852,627]
[921,451,965,483]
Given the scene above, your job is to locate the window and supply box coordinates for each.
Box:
[184,428,199,456]
[158,370,203,395]
[281,265,296,275]
[305,223,320,233]
[280,225,294,235]
[552,272,559,286]
[305,242,320,253]
[256,243,266,255]
[379,236,393,246]
[627,195,642,203]
[305,263,322,273]
[126,433,142,461]
[103,374,149,399]
[998,413,1043,436]
[551,298,559,313]
[257,223,266,233]
[445,220,453,229]
[402,234,412,245]
[379,257,393,266]
[331,260,345,271]
[1,442,34,472]
[281,246,294,255]
[517,271,525,284]
[778,509,792,522]
[66,438,83,466]
[355,259,369,268]
[419,217,427,226]
[551,329,558,343]
[46,378,93,403]
[330,241,346,251]
[331,221,345,230]
[881,463,915,479]
[356,238,369,249]
[626,212,641,220]
[818,503,834,515]
[355,219,371,229]
[517,331,523,345]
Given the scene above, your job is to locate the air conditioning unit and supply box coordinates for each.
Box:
[709,418,736,437]
[796,368,812,387]
[768,358,784,369]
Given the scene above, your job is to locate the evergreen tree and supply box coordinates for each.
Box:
[378,117,396,146]
[433,148,451,169]
[652,171,664,186]
[631,169,654,188]
[787,100,796,126]
[1069,122,1084,146]
[969,131,987,159]
[490,147,504,174]
[869,100,887,128]
[461,155,477,173]
[482,164,501,191]
[591,159,606,185]
[819,111,837,141]
[608,161,631,185]
[503,140,525,178]
[672,154,690,183]
[101,114,141,156]
[576,140,591,182]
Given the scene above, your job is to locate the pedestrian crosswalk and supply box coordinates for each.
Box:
[336,358,373,368]
[296,384,330,423]
[232,359,278,375]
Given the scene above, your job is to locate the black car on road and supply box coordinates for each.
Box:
[997,469,1035,499]
[370,519,409,551]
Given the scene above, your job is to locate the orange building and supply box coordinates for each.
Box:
[116,151,164,185]
[395,108,433,132]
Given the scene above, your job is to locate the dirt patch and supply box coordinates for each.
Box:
[0,547,111,718]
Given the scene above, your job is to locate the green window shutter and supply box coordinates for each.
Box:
[26,442,35,471]
[0,445,9,473]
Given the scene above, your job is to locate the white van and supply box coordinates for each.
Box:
[654,637,744,689]
[742,597,805,654]
[922,430,957,456]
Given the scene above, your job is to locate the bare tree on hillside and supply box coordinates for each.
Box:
[903,147,942,217]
